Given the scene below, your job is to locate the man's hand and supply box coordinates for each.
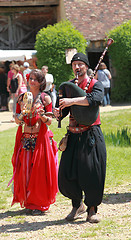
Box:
[53,108,60,120]
[59,98,73,110]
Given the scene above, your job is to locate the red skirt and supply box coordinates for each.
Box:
[10,123,58,211]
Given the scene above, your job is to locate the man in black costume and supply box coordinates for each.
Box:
[54,53,106,223]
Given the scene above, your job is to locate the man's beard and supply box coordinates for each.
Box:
[76,70,84,76]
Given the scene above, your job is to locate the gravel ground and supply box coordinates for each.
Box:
[0,184,131,240]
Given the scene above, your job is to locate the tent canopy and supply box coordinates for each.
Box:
[0,50,37,62]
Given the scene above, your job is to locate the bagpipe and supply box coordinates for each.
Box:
[58,38,114,128]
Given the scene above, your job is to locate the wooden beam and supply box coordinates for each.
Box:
[0,0,59,7]
[0,6,56,13]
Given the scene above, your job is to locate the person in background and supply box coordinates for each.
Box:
[51,83,57,108]
[7,63,14,94]
[9,69,58,215]
[53,53,106,223]
[94,62,112,106]
[10,64,27,122]
[41,66,56,109]
[87,68,94,78]
[23,62,32,91]
[0,63,8,111]
[7,63,15,120]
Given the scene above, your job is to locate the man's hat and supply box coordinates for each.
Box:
[71,53,90,67]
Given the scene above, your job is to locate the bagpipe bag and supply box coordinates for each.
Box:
[59,81,99,126]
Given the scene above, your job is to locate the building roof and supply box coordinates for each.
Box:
[64,0,131,41]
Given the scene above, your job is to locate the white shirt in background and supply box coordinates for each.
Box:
[44,73,54,92]
[23,68,32,79]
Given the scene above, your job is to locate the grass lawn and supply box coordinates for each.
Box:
[0,109,131,207]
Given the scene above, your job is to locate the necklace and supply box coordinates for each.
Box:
[75,77,91,92]
[32,92,43,118]
[33,92,41,103]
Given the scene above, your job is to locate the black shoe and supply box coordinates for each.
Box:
[65,203,86,221]
[31,209,42,216]
[25,209,32,215]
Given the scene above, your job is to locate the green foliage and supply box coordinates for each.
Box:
[35,19,87,89]
[107,20,131,102]
[103,128,131,146]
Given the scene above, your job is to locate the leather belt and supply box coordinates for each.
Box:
[69,126,90,133]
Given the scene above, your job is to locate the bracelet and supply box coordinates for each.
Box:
[17,113,24,121]
[43,117,49,123]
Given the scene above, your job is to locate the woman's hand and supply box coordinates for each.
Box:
[15,91,19,97]
[21,102,28,115]
[7,86,11,93]
[39,111,52,125]
[38,108,45,117]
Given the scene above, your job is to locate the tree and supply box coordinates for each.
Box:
[35,19,87,89]
[108,20,131,102]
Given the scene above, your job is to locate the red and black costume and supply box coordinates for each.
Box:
[58,78,106,214]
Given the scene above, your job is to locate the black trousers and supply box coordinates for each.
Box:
[58,125,106,213]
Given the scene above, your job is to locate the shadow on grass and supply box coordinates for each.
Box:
[1,121,14,123]
[0,209,86,233]
[103,192,131,204]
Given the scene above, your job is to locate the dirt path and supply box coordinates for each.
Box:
[0,111,16,132]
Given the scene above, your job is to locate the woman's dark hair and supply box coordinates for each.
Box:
[30,69,46,92]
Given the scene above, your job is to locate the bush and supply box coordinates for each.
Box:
[107,20,131,102]
[35,19,87,90]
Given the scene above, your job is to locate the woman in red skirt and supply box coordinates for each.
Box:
[9,69,58,215]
